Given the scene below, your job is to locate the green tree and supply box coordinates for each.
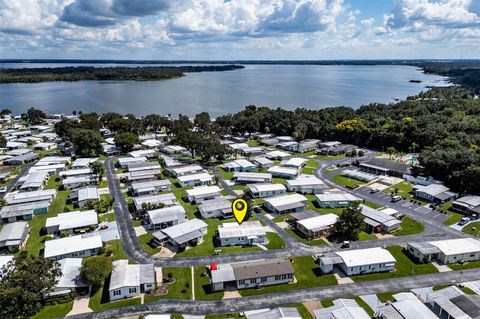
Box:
[386,146,397,159]
[69,129,104,157]
[194,112,211,132]
[114,132,139,153]
[91,161,105,182]
[0,135,6,148]
[334,202,365,241]
[26,107,46,125]
[80,256,112,288]
[0,109,11,118]
[0,255,61,319]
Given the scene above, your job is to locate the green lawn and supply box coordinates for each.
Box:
[321,300,334,307]
[247,139,260,147]
[357,231,377,241]
[449,260,480,270]
[377,291,404,303]
[138,233,163,255]
[272,177,288,185]
[31,301,73,319]
[265,232,286,249]
[394,217,425,236]
[104,240,129,261]
[99,212,116,222]
[168,177,197,219]
[97,179,109,188]
[217,167,234,181]
[272,214,292,222]
[351,246,438,282]
[302,160,319,175]
[315,154,345,160]
[354,297,375,316]
[332,174,365,188]
[194,266,224,300]
[462,222,480,238]
[444,211,463,226]
[161,267,192,299]
[285,228,328,246]
[89,286,141,311]
[385,182,413,199]
[239,256,337,296]
[363,200,382,209]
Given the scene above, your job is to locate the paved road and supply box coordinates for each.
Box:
[68,268,479,319]
[0,164,32,199]
[105,158,464,267]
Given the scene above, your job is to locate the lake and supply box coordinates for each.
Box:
[0,64,449,117]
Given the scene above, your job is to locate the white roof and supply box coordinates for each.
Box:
[142,139,162,147]
[335,247,396,267]
[315,191,359,202]
[71,158,98,168]
[247,183,286,193]
[380,208,399,216]
[453,195,480,208]
[253,157,273,165]
[56,258,85,288]
[178,172,213,183]
[415,183,451,196]
[0,255,14,270]
[264,193,307,207]
[160,218,207,240]
[29,163,66,174]
[147,205,186,224]
[297,214,339,231]
[134,193,177,208]
[6,189,56,205]
[185,185,221,197]
[218,221,266,239]
[268,166,299,176]
[77,187,99,202]
[229,143,249,150]
[129,149,156,158]
[61,168,92,177]
[234,172,272,180]
[266,150,291,158]
[233,159,255,167]
[109,260,155,290]
[36,156,71,166]
[286,175,326,187]
[44,234,103,258]
[45,210,98,231]
[117,157,147,165]
[281,157,307,168]
[171,165,204,175]
[429,238,480,256]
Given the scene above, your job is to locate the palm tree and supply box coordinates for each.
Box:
[91,161,105,183]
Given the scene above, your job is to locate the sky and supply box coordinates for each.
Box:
[0,0,479,60]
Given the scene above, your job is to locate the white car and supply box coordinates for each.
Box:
[0,187,7,193]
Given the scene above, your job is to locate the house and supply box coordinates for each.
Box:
[210,258,294,292]
[451,195,480,216]
[313,299,370,319]
[185,186,222,204]
[359,158,412,177]
[247,307,301,319]
[152,218,208,248]
[222,159,256,172]
[60,168,93,179]
[426,286,480,319]
[33,142,56,151]
[413,184,457,204]
[162,145,186,154]
[318,144,356,156]
[198,198,233,219]
[276,141,298,151]
[406,238,480,264]
[296,139,320,153]
[145,205,186,230]
[109,260,155,301]
[359,204,401,233]
[246,183,286,198]
[263,193,308,215]
[233,172,272,184]
[229,143,249,152]
[130,180,172,196]
[280,157,307,169]
[17,171,49,191]
[178,172,213,187]
[169,165,205,177]
[6,141,27,150]
[133,193,177,211]
[377,292,438,319]
[286,175,328,194]
[69,187,99,208]
[315,191,360,208]
[5,189,56,206]
[0,255,13,271]
[126,169,160,183]
[267,166,299,179]
[29,163,66,174]
[0,221,29,252]
[117,156,147,168]
[252,157,274,168]
[103,144,120,156]
[240,147,264,156]
[129,149,157,159]
[318,247,396,276]
[260,138,279,146]
[277,136,294,142]
[44,234,103,260]
[7,148,31,157]
[4,152,38,165]
[35,156,70,166]
[265,150,291,160]
[49,258,89,297]
[62,175,97,190]
[1,200,51,223]
[161,155,183,168]
[218,221,266,246]
[71,158,98,169]
[127,161,161,172]
[142,139,163,149]
[294,213,338,239]
[45,210,98,235]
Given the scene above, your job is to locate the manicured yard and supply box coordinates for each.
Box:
[351,246,438,282]
[362,200,382,209]
[99,212,116,222]
[462,221,480,238]
[449,260,480,270]
[272,177,288,185]
[97,179,109,188]
[354,296,375,316]
[321,300,334,307]
[89,286,141,311]
[194,266,224,300]
[265,232,286,249]
[239,256,337,296]
[104,240,129,261]
[285,228,327,245]
[138,232,163,255]
[444,211,463,226]
[332,174,365,188]
[385,182,413,199]
[216,167,234,181]
[247,139,260,147]
[394,217,424,236]
[315,154,345,160]
[31,301,73,319]
[168,177,197,219]
[161,267,192,299]
[357,231,377,241]
[302,160,319,175]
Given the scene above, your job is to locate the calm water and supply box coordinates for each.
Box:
[0,64,449,117]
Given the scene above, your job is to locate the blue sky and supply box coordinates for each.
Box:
[0,0,479,60]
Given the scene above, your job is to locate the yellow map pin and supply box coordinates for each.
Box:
[232,198,248,225]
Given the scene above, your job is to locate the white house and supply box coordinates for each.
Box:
[109,260,155,301]
[223,159,256,172]
[265,150,291,160]
[169,165,205,177]
[49,258,89,297]
[318,247,396,276]
[263,193,308,215]
[152,218,208,248]
[33,142,56,151]
[247,183,286,198]
[313,299,370,319]
[130,180,172,196]
[185,186,222,204]
[133,193,177,211]
[406,238,480,264]
[60,168,93,179]
[218,221,266,247]
[295,213,339,239]
[233,172,272,184]
[377,292,438,319]
[71,158,98,170]
[198,198,233,219]
[117,156,147,168]
[413,184,457,204]
[315,191,360,208]
[62,175,97,190]
[45,210,98,235]
[267,166,299,179]
[145,205,186,230]
[178,172,213,187]
[252,157,274,168]
[0,221,29,252]
[128,149,157,159]
[280,158,307,169]
[286,175,328,194]
[69,187,99,208]
[44,234,103,260]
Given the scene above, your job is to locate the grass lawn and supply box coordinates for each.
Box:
[99,212,116,222]
[31,301,73,319]
[449,260,480,270]
[247,139,260,147]
[161,267,192,299]
[168,177,197,219]
[272,177,288,185]
[217,167,234,181]
[394,217,425,236]
[97,179,109,188]
[354,296,375,316]
[302,160,319,175]
[321,300,334,307]
[385,182,413,199]
[138,233,163,255]
[462,221,480,238]
[315,154,345,160]
[194,266,224,300]
[285,228,327,245]
[239,256,337,296]
[265,232,286,249]
[357,231,377,241]
[351,246,438,282]
[89,286,141,311]
[363,200,382,209]
[272,214,292,222]
[332,174,365,188]
[377,291,404,303]
[104,240,129,261]
[444,211,463,226]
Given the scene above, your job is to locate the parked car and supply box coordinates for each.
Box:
[341,241,350,248]
[370,188,380,194]
[458,217,470,226]
[391,195,402,203]
[0,187,7,193]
